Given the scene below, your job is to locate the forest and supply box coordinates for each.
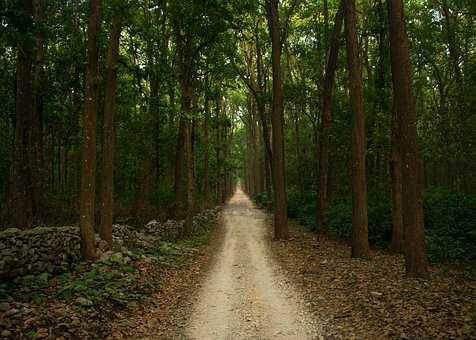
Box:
[0,0,475,338]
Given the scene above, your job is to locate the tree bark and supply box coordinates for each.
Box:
[316,2,344,230]
[174,119,185,218]
[31,0,44,216]
[181,85,194,235]
[255,30,274,198]
[203,94,210,208]
[100,15,122,246]
[390,105,403,253]
[266,0,288,240]
[10,0,46,228]
[344,0,370,258]
[11,0,35,229]
[79,0,101,260]
[387,0,427,276]
[216,93,226,203]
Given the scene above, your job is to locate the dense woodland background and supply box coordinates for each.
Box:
[1,0,475,270]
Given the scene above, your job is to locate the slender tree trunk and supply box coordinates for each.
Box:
[181,84,194,235]
[266,0,288,239]
[220,109,228,203]
[255,25,273,198]
[31,0,44,216]
[10,0,46,227]
[79,0,101,260]
[99,15,122,246]
[11,0,35,229]
[216,93,226,203]
[442,1,465,190]
[257,100,273,195]
[344,0,370,258]
[316,2,344,230]
[254,116,262,194]
[293,104,304,192]
[390,105,403,253]
[387,0,427,276]
[174,119,185,218]
[174,24,196,232]
[203,95,210,208]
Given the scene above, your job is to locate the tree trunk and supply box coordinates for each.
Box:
[174,119,185,218]
[344,0,370,258]
[316,2,344,230]
[184,105,195,236]
[390,105,403,253]
[203,95,210,208]
[216,93,226,203]
[11,0,35,229]
[266,0,288,240]
[79,0,101,260]
[294,104,304,192]
[99,15,122,246]
[31,0,44,216]
[387,0,427,276]
[255,24,273,199]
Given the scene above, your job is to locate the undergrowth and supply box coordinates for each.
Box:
[254,187,476,263]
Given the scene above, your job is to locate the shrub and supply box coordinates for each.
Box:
[325,193,391,247]
[287,189,316,227]
[424,188,476,262]
[253,192,272,209]
[284,186,476,262]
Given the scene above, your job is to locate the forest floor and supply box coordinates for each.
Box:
[2,191,475,339]
[271,222,476,339]
[114,189,476,339]
[112,188,318,339]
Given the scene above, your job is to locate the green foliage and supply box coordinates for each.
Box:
[253,192,273,210]
[325,193,392,248]
[283,188,476,262]
[150,241,186,264]
[56,260,143,307]
[180,230,209,248]
[287,189,316,227]
[424,188,476,262]
[1,272,51,303]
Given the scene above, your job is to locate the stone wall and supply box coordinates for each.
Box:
[0,226,81,279]
[0,208,220,279]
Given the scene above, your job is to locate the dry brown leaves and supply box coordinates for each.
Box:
[271,220,476,340]
[108,222,224,339]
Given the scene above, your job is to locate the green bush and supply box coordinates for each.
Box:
[287,189,316,227]
[325,193,391,247]
[253,192,272,209]
[283,187,476,262]
[424,188,476,262]
[56,258,146,307]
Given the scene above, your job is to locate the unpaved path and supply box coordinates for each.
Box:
[185,189,319,339]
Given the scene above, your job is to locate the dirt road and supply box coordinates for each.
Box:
[185,189,318,339]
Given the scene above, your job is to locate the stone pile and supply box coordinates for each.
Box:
[0,208,220,279]
[143,219,184,241]
[0,226,81,279]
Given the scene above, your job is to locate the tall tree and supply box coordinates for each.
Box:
[316,2,344,230]
[10,0,45,228]
[79,0,101,260]
[387,0,427,276]
[344,0,370,258]
[203,89,211,208]
[31,0,44,216]
[390,103,403,253]
[266,0,288,239]
[99,14,122,246]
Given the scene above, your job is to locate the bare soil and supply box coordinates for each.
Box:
[185,189,318,339]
